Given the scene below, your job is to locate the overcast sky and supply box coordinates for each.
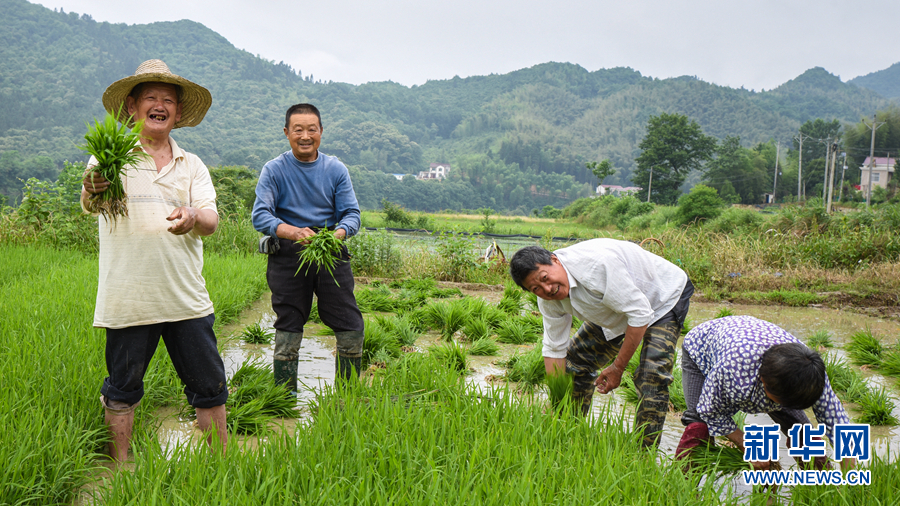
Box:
[33,0,900,91]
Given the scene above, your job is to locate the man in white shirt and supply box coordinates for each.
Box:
[81,60,227,461]
[510,239,693,446]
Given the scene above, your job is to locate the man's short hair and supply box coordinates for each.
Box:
[509,245,554,289]
[759,342,826,410]
[128,82,183,103]
[285,103,322,130]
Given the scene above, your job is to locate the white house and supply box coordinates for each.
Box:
[858,156,896,194]
[596,184,641,197]
[391,173,406,181]
[416,163,451,181]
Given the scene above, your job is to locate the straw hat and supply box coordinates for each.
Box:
[102,59,212,128]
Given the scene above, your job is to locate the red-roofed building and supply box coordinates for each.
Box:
[859,156,896,194]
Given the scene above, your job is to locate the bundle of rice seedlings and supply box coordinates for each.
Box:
[430,342,469,373]
[496,319,540,345]
[846,328,884,367]
[79,110,146,221]
[462,317,491,342]
[421,299,469,340]
[880,350,900,378]
[498,283,525,315]
[806,330,834,349]
[240,321,273,344]
[222,360,300,434]
[618,374,641,405]
[572,315,583,330]
[521,312,544,335]
[296,228,345,283]
[502,347,545,387]
[356,285,397,313]
[362,323,401,367]
[855,387,898,425]
[689,442,751,479]
[373,314,420,347]
[824,353,866,402]
[714,307,735,319]
[468,338,499,356]
[680,317,693,336]
[525,291,540,312]
[466,298,507,330]
[545,373,578,415]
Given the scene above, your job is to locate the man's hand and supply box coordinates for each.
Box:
[334,228,347,240]
[166,207,199,235]
[82,170,110,194]
[595,362,624,394]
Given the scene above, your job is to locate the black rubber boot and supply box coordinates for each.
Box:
[336,355,362,382]
[274,358,298,393]
[274,330,303,393]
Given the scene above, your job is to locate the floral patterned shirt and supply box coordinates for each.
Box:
[683,315,849,442]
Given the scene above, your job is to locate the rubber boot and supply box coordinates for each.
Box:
[336,355,362,382]
[104,410,134,462]
[273,330,302,393]
[196,404,228,454]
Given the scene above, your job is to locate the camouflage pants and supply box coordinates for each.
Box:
[567,319,680,447]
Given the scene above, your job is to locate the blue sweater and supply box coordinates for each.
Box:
[252,151,361,238]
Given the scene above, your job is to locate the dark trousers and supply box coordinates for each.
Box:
[266,238,364,335]
[101,314,228,408]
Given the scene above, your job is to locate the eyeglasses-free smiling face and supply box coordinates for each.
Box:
[284,112,322,162]
[521,255,570,301]
[126,83,182,137]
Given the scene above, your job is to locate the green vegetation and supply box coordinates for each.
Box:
[79,111,146,221]
[296,228,345,283]
[846,328,885,367]
[240,321,274,344]
[806,330,834,349]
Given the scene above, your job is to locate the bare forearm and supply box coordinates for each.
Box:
[613,325,646,371]
[544,357,566,376]
[193,208,219,236]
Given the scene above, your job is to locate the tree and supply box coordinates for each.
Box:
[586,159,615,187]
[633,113,717,205]
[677,184,725,225]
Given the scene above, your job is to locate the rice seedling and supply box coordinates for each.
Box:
[669,361,686,412]
[714,307,735,318]
[308,300,321,323]
[240,320,273,344]
[462,317,491,342]
[495,319,540,345]
[806,330,834,349]
[545,372,579,415]
[373,314,420,347]
[879,349,900,378]
[468,337,500,356]
[618,373,641,405]
[498,282,525,315]
[688,441,751,479]
[355,284,398,313]
[572,315,583,329]
[501,346,545,387]
[824,353,866,403]
[680,317,692,335]
[525,291,540,311]
[362,322,402,367]
[855,387,898,425]
[421,299,469,340]
[732,411,747,429]
[430,342,469,373]
[846,327,884,367]
[79,109,146,221]
[466,297,507,329]
[521,311,544,335]
[296,228,345,283]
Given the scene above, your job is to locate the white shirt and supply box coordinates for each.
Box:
[538,238,688,358]
[84,137,218,329]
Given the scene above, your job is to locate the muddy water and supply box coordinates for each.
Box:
[156,290,900,470]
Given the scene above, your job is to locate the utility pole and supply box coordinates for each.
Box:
[772,142,780,202]
[796,133,809,201]
[865,115,884,209]
[647,167,653,203]
[826,142,838,213]
[821,139,832,201]
[838,152,847,204]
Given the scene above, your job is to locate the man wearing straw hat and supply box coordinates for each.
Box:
[81,59,228,461]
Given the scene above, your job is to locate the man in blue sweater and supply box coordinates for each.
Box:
[252,103,364,390]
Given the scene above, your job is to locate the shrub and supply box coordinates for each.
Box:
[677,184,724,225]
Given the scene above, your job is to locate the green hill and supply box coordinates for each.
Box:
[849,62,900,100]
[0,0,893,212]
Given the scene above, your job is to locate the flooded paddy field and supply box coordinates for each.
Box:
[155,283,900,468]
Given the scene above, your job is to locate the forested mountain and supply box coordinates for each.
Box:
[850,63,900,100]
[1,0,895,212]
